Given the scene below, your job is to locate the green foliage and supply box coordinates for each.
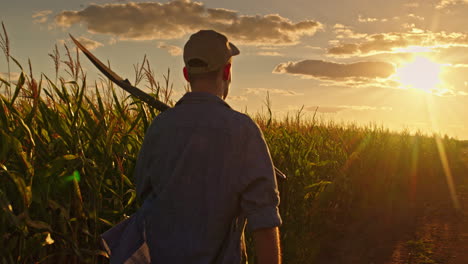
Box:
[0,62,465,263]
[251,115,465,263]
[0,71,163,263]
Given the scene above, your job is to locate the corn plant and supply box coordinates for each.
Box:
[0,33,466,263]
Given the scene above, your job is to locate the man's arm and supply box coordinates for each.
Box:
[253,227,281,264]
[238,118,282,263]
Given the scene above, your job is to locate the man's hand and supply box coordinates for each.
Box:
[252,227,281,264]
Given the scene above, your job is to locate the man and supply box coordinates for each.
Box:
[103,30,282,264]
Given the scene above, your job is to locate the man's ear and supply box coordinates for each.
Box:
[223,63,231,81]
[183,67,190,82]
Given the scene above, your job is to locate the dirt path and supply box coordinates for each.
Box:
[390,194,468,264]
[389,148,468,264]
[446,206,468,264]
[315,147,468,264]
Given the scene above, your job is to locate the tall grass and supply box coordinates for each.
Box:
[0,39,173,263]
[0,21,11,98]
[258,118,465,262]
[0,32,466,263]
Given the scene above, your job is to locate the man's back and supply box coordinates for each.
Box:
[135,92,281,263]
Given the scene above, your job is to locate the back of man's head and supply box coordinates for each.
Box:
[183,30,239,82]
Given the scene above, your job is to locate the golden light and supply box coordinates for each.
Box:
[394,56,442,92]
[393,56,461,210]
[394,46,432,53]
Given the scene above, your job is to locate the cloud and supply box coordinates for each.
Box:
[55,0,322,46]
[207,7,238,21]
[76,36,103,50]
[327,30,468,57]
[256,51,283,56]
[357,15,388,23]
[333,24,367,39]
[227,95,247,101]
[305,45,322,50]
[32,10,53,24]
[407,14,424,21]
[306,106,344,113]
[245,88,303,96]
[402,23,416,30]
[436,0,468,9]
[273,60,395,80]
[305,105,392,113]
[431,46,468,65]
[158,42,182,56]
[362,52,416,65]
[258,46,280,50]
[357,14,423,25]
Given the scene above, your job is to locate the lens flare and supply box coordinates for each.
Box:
[424,95,461,211]
[64,170,81,182]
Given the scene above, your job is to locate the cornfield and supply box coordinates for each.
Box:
[1,29,466,264]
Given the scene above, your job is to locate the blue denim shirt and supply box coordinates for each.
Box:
[102,92,281,264]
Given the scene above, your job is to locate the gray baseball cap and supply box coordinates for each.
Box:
[183,30,240,74]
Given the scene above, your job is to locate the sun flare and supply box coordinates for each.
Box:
[394,56,442,92]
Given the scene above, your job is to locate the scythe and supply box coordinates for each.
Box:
[69,34,286,181]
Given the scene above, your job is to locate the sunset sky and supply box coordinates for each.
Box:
[1,0,468,139]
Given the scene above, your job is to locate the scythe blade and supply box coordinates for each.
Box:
[69,34,170,112]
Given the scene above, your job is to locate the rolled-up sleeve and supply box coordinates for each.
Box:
[239,120,282,232]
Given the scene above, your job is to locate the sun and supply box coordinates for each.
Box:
[394,56,442,92]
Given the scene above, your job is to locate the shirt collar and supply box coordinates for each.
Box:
[175,92,231,109]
